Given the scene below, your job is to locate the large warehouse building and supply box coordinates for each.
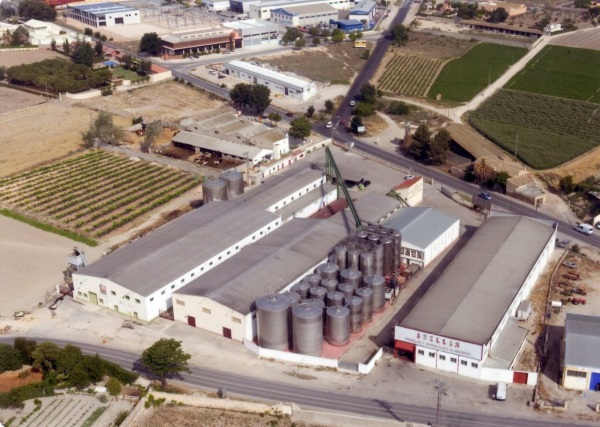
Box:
[247,0,351,20]
[67,3,140,27]
[161,28,241,58]
[222,20,279,49]
[271,3,338,27]
[562,313,600,391]
[394,215,556,383]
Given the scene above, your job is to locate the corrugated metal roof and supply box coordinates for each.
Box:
[274,3,337,15]
[225,60,313,91]
[350,0,376,14]
[565,313,600,370]
[69,2,137,14]
[401,216,555,345]
[76,202,280,297]
[173,131,270,160]
[383,207,459,249]
[355,192,402,224]
[175,218,347,314]
[277,183,336,220]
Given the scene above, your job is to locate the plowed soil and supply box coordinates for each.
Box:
[0,368,43,393]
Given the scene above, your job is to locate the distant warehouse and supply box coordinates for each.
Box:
[67,3,140,27]
[271,3,338,27]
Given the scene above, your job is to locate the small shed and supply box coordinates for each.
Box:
[516,300,531,321]
[336,19,364,32]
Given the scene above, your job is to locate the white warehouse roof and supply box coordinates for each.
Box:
[564,313,600,370]
[401,215,556,345]
[225,60,313,92]
[383,207,459,249]
[172,130,270,161]
[68,2,138,14]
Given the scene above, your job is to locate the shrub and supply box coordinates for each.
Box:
[114,410,129,426]
[105,377,122,396]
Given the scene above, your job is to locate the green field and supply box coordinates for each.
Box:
[428,43,527,102]
[469,90,600,169]
[112,66,144,82]
[506,45,600,103]
[378,54,443,96]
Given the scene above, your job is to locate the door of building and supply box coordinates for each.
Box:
[88,292,98,305]
[513,372,528,384]
[589,372,600,391]
[394,341,415,362]
[222,327,232,339]
[188,316,196,327]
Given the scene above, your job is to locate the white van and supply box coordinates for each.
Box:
[496,383,507,401]
[575,223,593,235]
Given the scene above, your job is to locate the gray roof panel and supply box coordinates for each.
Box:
[564,313,600,370]
[383,207,459,249]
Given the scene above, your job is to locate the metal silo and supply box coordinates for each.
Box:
[338,283,355,298]
[381,237,394,276]
[320,279,338,293]
[360,251,375,276]
[326,291,345,307]
[374,244,384,276]
[309,286,327,301]
[346,296,364,333]
[393,231,402,268]
[219,170,244,200]
[202,179,228,204]
[369,275,386,312]
[355,287,373,323]
[297,281,310,299]
[317,263,339,281]
[288,291,301,305]
[357,230,368,239]
[334,245,348,270]
[368,234,380,245]
[325,306,350,346]
[340,269,362,289]
[305,274,321,288]
[292,302,323,356]
[347,248,360,270]
[256,294,293,350]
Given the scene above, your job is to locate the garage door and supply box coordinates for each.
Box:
[513,372,528,384]
[395,341,416,353]
[589,372,600,391]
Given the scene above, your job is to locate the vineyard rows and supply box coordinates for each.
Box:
[0,150,200,238]
[20,397,106,427]
[378,55,443,97]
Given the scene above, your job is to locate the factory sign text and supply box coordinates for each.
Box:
[395,326,482,360]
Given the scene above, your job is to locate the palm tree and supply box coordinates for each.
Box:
[473,157,495,184]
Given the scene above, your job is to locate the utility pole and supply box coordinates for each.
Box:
[433,379,448,427]
[514,133,519,159]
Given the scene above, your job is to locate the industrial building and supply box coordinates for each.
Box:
[223,60,317,101]
[246,0,352,20]
[207,0,231,11]
[395,215,556,383]
[335,19,364,32]
[383,207,459,268]
[222,19,279,49]
[392,176,424,207]
[562,313,600,391]
[349,0,377,24]
[161,28,241,58]
[67,3,140,27]
[270,3,338,27]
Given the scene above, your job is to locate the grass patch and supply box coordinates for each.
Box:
[469,90,600,169]
[505,45,600,103]
[428,43,526,102]
[81,406,108,427]
[111,67,143,82]
[0,207,98,246]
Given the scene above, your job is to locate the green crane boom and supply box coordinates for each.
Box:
[325,147,362,229]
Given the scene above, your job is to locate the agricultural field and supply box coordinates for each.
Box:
[377,55,443,96]
[469,90,600,169]
[428,43,527,102]
[505,45,600,103]
[0,150,200,239]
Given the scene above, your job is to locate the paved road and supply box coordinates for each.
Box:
[1,337,593,427]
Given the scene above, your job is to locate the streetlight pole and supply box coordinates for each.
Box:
[433,379,448,427]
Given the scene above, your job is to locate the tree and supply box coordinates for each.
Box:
[106,377,122,396]
[10,26,29,46]
[353,101,375,117]
[281,27,303,45]
[350,115,364,134]
[405,124,431,160]
[249,84,271,114]
[13,337,36,365]
[50,38,56,51]
[473,157,495,184]
[324,99,334,113]
[390,24,409,46]
[63,39,70,55]
[72,41,94,68]
[141,339,191,386]
[68,363,91,389]
[18,0,56,21]
[331,29,344,43]
[31,342,60,372]
[308,27,320,36]
[267,112,282,126]
[140,32,162,56]
[360,83,377,104]
[82,110,124,147]
[348,31,359,42]
[306,105,315,118]
[288,116,312,140]
[141,120,162,153]
[387,100,410,115]
[140,59,152,75]
[312,36,321,46]
[84,27,93,36]
[95,40,103,58]
[493,171,510,192]
[0,343,22,373]
[56,344,83,376]
[428,128,450,165]
[559,175,576,193]
[489,7,508,23]
[294,37,306,49]
[230,83,252,109]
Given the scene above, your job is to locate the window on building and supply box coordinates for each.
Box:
[99,299,104,304]
[135,299,140,304]
[232,317,241,324]
[428,352,435,358]
[461,360,468,366]
[566,370,586,378]
[161,290,165,295]
[150,297,154,302]
[450,357,457,363]
[439,355,446,361]
[471,362,478,368]
[181,279,184,283]
[111,291,116,296]
[176,299,185,306]
[124,295,130,300]
[202,308,211,314]
[171,284,175,289]
[417,350,424,355]
[77,291,83,297]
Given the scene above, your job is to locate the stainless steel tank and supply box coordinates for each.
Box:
[393,231,402,268]
[381,237,394,276]
[317,263,339,281]
[256,294,292,351]
[326,291,345,307]
[219,170,244,200]
[202,179,228,204]
[338,283,355,298]
[297,281,310,299]
[305,274,321,288]
[325,306,350,346]
[320,279,338,293]
[368,234,380,244]
[355,287,373,323]
[334,245,348,270]
[345,296,364,333]
[309,286,327,301]
[360,251,375,276]
[347,248,360,270]
[292,302,323,356]
[370,275,386,312]
[287,291,301,305]
[374,244,384,276]
[357,230,368,239]
[339,269,362,289]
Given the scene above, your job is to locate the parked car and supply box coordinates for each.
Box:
[349,100,356,106]
[575,223,593,235]
[557,239,570,248]
[286,112,294,117]
[325,121,333,128]
[478,192,492,201]
[404,175,415,180]
[495,383,507,401]
[339,120,346,127]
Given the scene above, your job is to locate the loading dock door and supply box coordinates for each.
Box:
[223,327,232,339]
[187,316,196,327]
[395,340,415,361]
[589,372,600,391]
[513,372,528,384]
[88,292,98,305]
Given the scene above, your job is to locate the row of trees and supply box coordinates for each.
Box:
[1,26,30,47]
[18,0,56,21]
[229,83,271,114]
[403,124,450,165]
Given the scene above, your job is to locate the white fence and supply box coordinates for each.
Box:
[481,367,538,386]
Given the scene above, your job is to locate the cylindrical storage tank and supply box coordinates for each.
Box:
[297,281,310,299]
[305,274,321,288]
[357,230,368,239]
[320,279,338,293]
[374,244,384,276]
[360,251,375,276]
[347,248,360,271]
[338,283,355,298]
[340,269,362,290]
[355,287,373,324]
[393,231,402,268]
[370,275,386,312]
[363,274,386,289]
[309,286,327,301]
[382,237,394,276]
[325,306,350,346]
[368,234,380,245]
[334,245,348,270]
[326,291,345,307]
[287,291,301,305]
[256,294,292,350]
[219,170,244,200]
[317,263,339,281]
[346,296,364,333]
[202,179,228,204]
[292,302,323,356]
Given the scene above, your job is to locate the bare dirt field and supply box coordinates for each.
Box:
[542,145,600,183]
[0,49,63,68]
[0,368,43,393]
[0,87,44,114]
[396,32,476,60]
[549,27,600,51]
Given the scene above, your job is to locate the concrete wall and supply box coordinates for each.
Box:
[65,90,102,99]
[149,70,173,83]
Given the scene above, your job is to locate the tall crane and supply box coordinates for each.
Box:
[325,147,362,229]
